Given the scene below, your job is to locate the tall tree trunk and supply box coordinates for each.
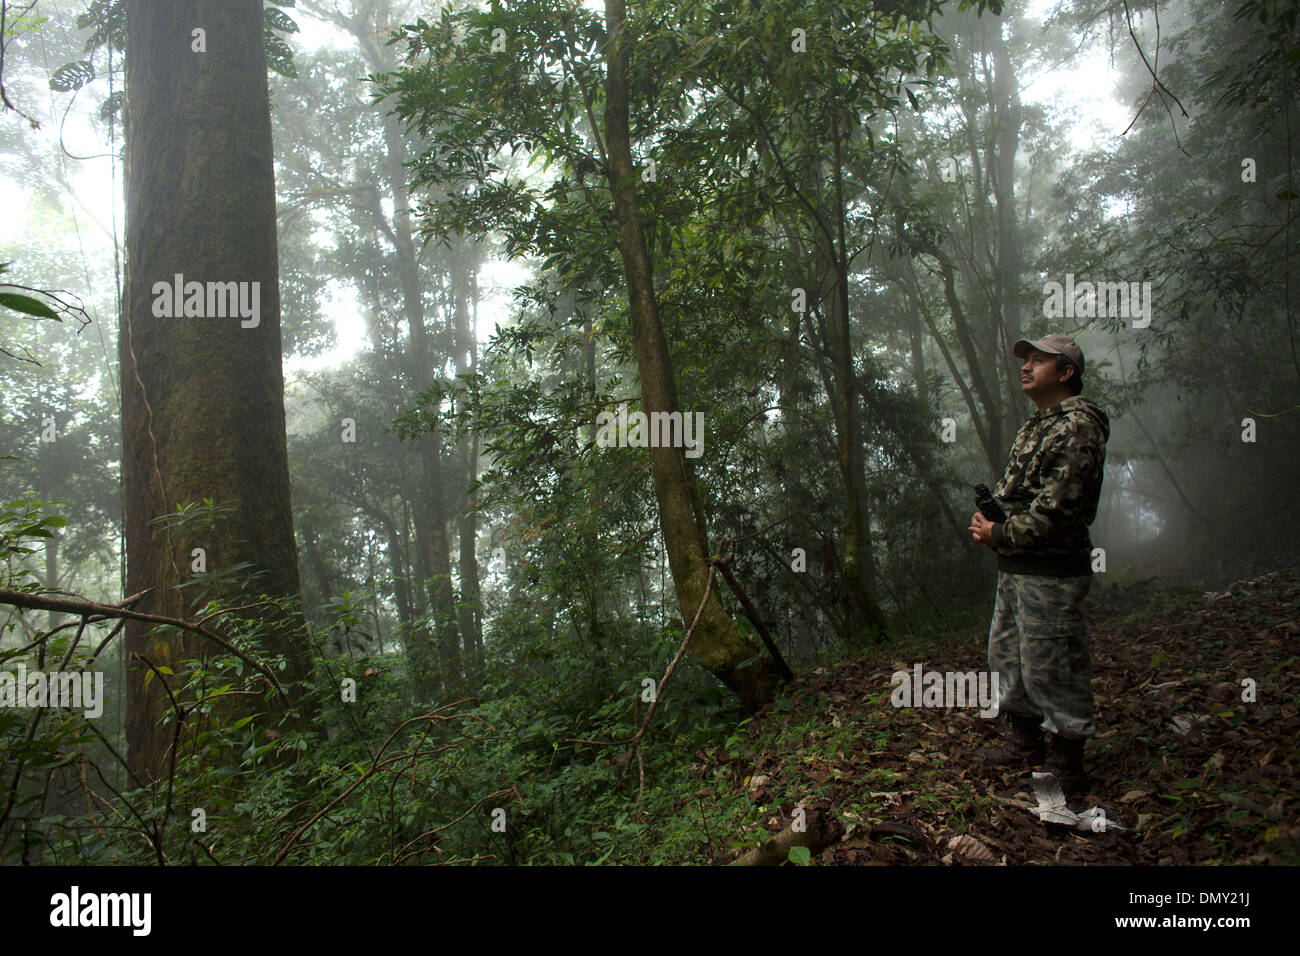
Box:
[452,241,483,686]
[907,302,927,400]
[300,514,337,615]
[385,518,414,627]
[603,0,781,711]
[904,235,1003,475]
[825,119,888,640]
[990,27,1027,440]
[303,0,462,696]
[366,7,462,699]
[779,205,889,643]
[121,0,310,782]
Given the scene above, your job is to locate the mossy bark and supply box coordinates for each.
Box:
[121,0,310,781]
[603,0,782,711]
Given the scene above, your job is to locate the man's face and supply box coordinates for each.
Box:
[1020,348,1071,398]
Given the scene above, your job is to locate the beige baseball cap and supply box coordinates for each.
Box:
[1013,333,1084,374]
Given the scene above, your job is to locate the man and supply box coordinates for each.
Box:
[968,333,1109,797]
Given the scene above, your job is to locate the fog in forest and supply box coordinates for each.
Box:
[0,0,1295,870]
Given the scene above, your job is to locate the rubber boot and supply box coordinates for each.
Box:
[1044,735,1090,795]
[977,713,1046,767]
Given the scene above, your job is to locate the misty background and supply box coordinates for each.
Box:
[0,0,1295,865]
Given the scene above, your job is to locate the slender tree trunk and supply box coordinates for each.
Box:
[300,515,337,614]
[905,235,1003,475]
[990,28,1027,439]
[121,0,310,781]
[826,119,888,640]
[907,303,927,400]
[603,0,781,710]
[306,0,460,696]
[452,242,483,685]
[43,533,59,636]
[366,534,384,649]
[384,520,414,627]
[370,18,461,699]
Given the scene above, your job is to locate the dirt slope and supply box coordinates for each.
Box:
[720,568,1299,865]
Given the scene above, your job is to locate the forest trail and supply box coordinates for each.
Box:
[712,568,1299,865]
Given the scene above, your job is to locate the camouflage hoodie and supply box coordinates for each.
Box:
[989,395,1109,576]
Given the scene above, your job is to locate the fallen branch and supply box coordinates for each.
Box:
[714,555,794,681]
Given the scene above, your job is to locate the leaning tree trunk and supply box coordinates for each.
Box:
[603,0,782,711]
[121,0,311,782]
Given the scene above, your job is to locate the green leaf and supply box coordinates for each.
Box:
[100,90,125,120]
[787,845,812,865]
[265,31,298,78]
[265,8,299,34]
[50,60,95,93]
[0,292,60,320]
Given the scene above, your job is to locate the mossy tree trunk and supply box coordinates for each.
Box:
[603,0,782,711]
[121,0,310,782]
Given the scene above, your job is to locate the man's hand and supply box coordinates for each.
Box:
[969,512,997,548]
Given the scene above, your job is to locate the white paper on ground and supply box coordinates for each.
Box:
[1030,771,1126,833]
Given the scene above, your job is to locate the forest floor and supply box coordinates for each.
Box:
[704,566,1299,865]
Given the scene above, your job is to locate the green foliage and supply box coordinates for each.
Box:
[264,3,301,80]
[0,263,81,327]
[0,501,754,865]
[1,9,47,36]
[47,60,94,93]
[51,0,299,87]
[10,0,1297,869]
[74,0,126,53]
[0,293,56,320]
[1207,0,1300,110]
[0,499,68,588]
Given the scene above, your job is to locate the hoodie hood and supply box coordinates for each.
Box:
[1053,395,1110,442]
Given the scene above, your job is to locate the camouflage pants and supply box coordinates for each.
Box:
[987,572,1095,739]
